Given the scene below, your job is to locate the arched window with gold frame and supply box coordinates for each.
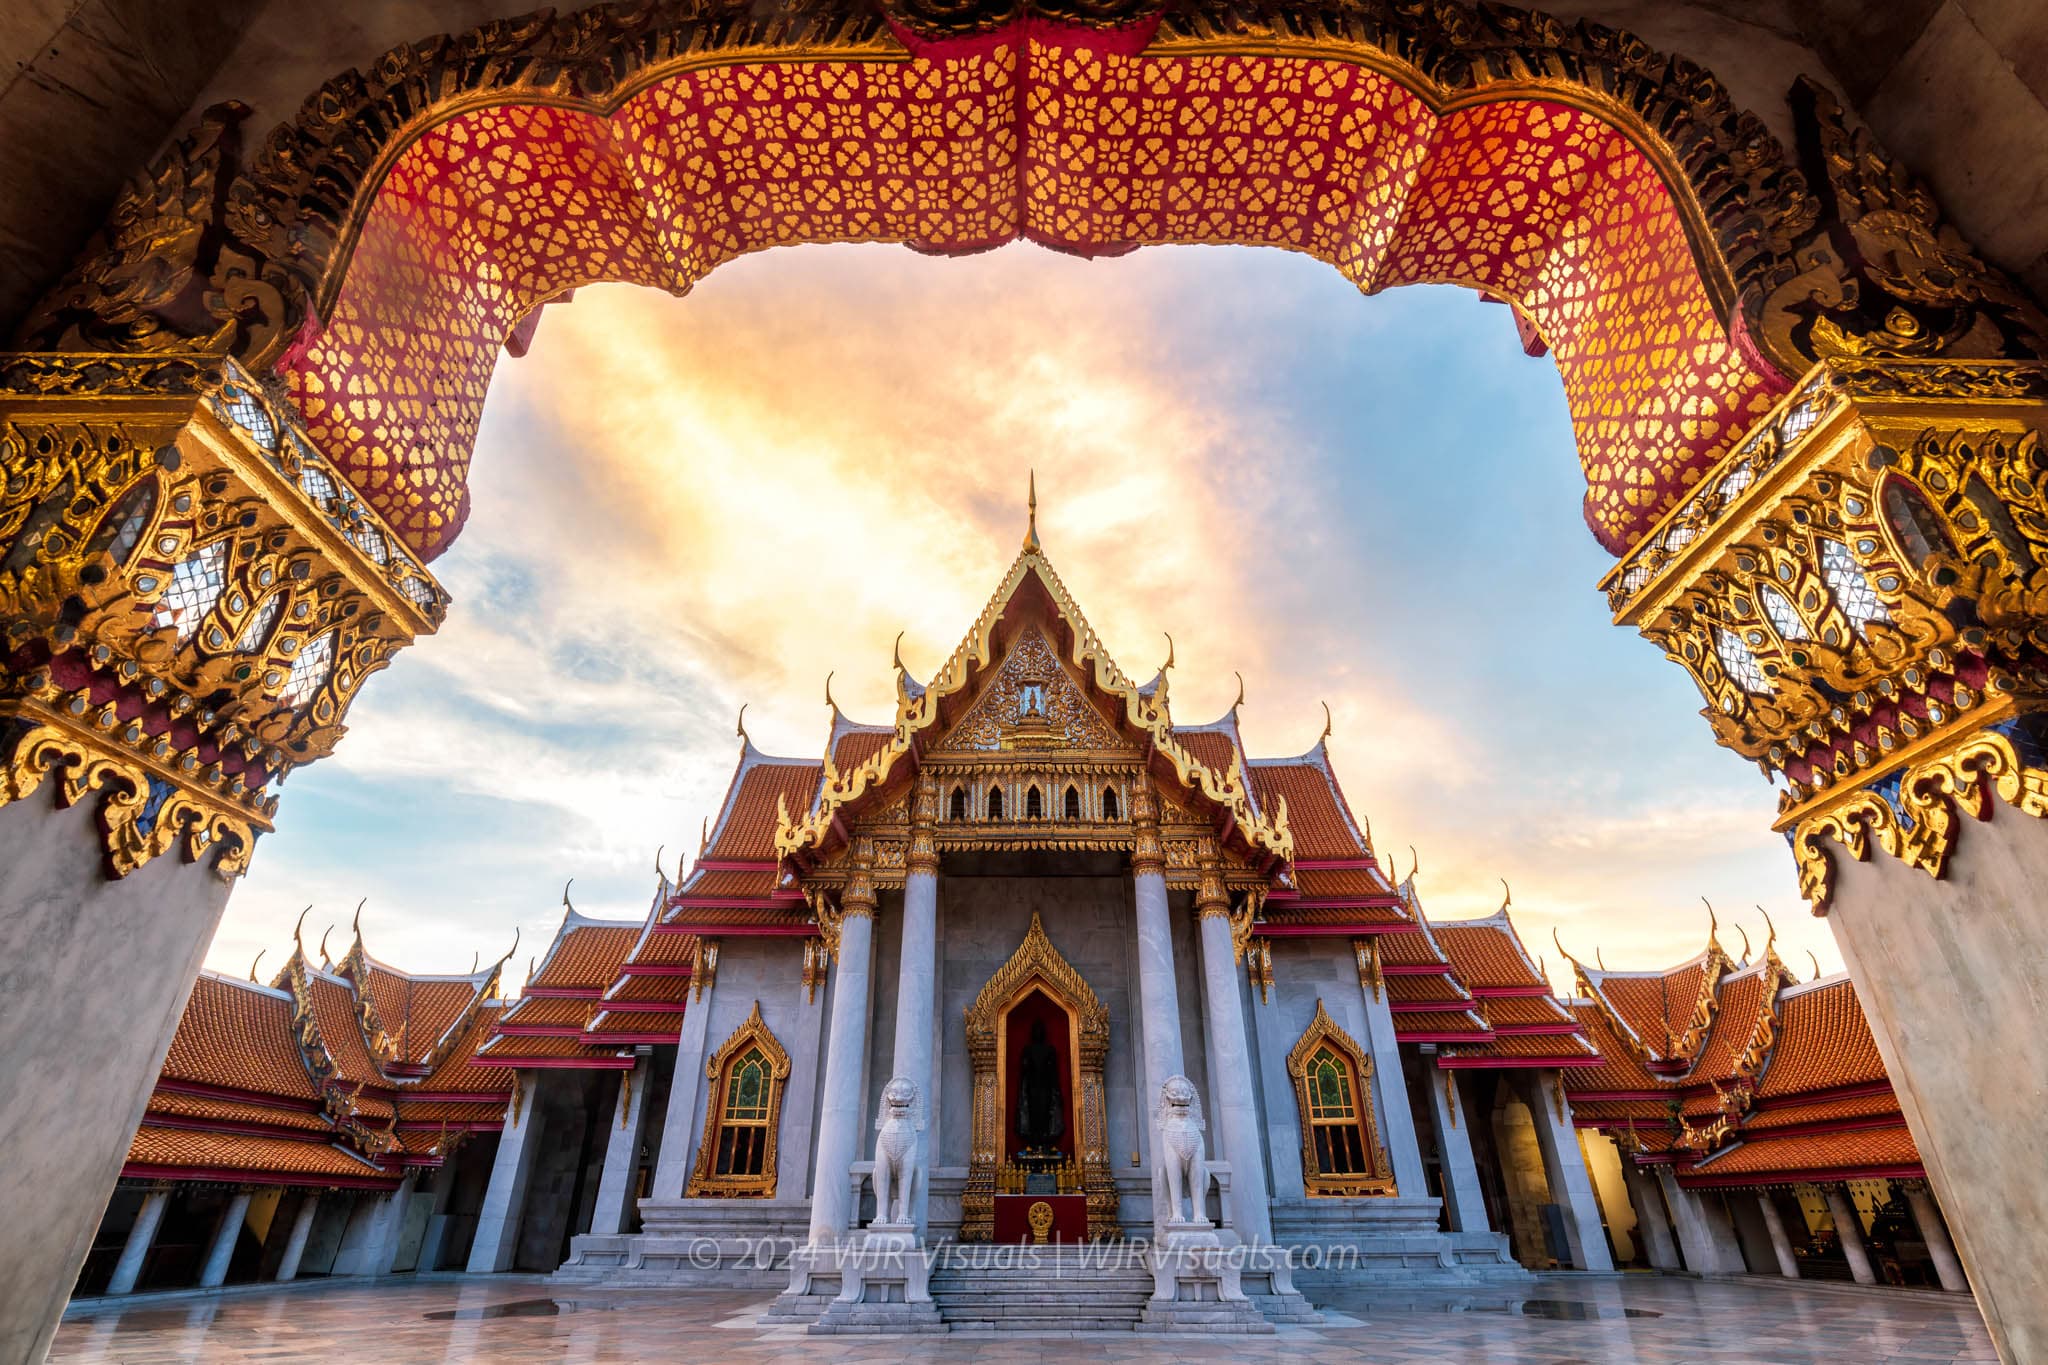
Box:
[1287,999,1396,1197]
[687,1001,791,1198]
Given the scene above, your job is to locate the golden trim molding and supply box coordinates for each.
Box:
[1286,999,1396,1198]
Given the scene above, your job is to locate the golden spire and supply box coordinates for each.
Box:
[250,949,265,983]
[1319,700,1333,745]
[1023,469,1040,553]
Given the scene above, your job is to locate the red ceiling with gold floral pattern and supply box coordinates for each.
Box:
[281,34,1780,560]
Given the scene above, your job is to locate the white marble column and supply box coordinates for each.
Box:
[1657,1167,1745,1274]
[467,1072,547,1273]
[1518,1071,1613,1272]
[1904,1183,1969,1293]
[1355,946,1428,1197]
[650,942,719,1201]
[197,1190,251,1288]
[1422,1065,1491,1233]
[1757,1192,1801,1278]
[1129,781,1184,1118]
[1825,1184,1877,1285]
[1193,871,1272,1249]
[412,1162,462,1272]
[1623,1165,1680,1271]
[806,845,878,1247]
[588,1052,654,1235]
[274,1194,320,1281]
[883,778,940,1235]
[105,1187,170,1295]
[332,1178,414,1276]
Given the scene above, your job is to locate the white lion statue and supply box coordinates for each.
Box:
[871,1075,924,1227]
[1154,1074,1210,1227]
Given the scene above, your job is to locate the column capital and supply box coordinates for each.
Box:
[841,834,878,918]
[1130,773,1165,876]
[1193,839,1228,919]
[907,768,939,874]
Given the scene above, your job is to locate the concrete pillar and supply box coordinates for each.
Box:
[412,1162,460,1272]
[467,1074,548,1273]
[650,949,719,1201]
[332,1179,416,1277]
[0,796,237,1362]
[588,1053,654,1235]
[1356,965,1428,1198]
[1422,1067,1490,1233]
[1657,1168,1744,1275]
[1518,1071,1613,1271]
[1904,1183,1969,1294]
[1755,1193,1800,1278]
[274,1193,319,1282]
[881,840,938,1235]
[1826,799,2048,1360]
[1825,1185,1877,1286]
[105,1187,170,1296]
[1624,1166,1680,1271]
[805,888,876,1246]
[1194,892,1273,1248]
[198,1190,251,1288]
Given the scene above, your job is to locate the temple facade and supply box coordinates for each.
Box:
[75,522,1970,1326]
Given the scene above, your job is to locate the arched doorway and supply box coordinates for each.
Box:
[4,3,2048,1361]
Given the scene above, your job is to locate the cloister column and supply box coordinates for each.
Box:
[587,1051,654,1236]
[1192,850,1271,1248]
[1824,1185,1877,1286]
[104,1187,170,1296]
[274,1194,319,1282]
[1756,1193,1801,1279]
[805,839,878,1247]
[1623,1166,1680,1271]
[1903,1182,1969,1294]
[1421,1066,1491,1234]
[1657,1169,1744,1275]
[468,1072,547,1273]
[650,941,719,1200]
[1516,1071,1612,1272]
[880,774,939,1235]
[197,1189,251,1288]
[1354,942,1427,1197]
[1129,778,1184,1119]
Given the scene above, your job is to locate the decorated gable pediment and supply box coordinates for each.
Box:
[930,625,1129,755]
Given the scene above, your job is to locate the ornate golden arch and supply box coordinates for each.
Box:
[1287,999,1396,1198]
[962,911,1116,1240]
[687,1001,792,1198]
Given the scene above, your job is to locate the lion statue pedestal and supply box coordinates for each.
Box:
[1138,1076,1273,1335]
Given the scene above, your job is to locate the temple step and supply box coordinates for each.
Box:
[929,1259,1154,1331]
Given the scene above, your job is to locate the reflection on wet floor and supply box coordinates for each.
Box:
[421,1299,563,1321]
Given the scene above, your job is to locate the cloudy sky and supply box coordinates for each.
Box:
[215,242,1836,994]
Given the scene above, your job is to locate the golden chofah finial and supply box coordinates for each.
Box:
[1407,845,1419,884]
[1734,922,1752,962]
[470,951,480,973]
[1160,632,1175,674]
[1023,469,1040,553]
[352,897,365,934]
[1596,945,1608,971]
[250,949,265,983]
[1499,878,1512,913]
[1319,700,1333,745]
[1232,671,1245,715]
[824,670,837,715]
[1756,905,1777,957]
[700,815,710,854]
[562,878,576,915]
[318,924,334,963]
[292,905,311,953]
[893,630,906,673]
[1806,949,1822,982]
[735,703,750,744]
[1702,896,1719,945]
[654,844,667,884]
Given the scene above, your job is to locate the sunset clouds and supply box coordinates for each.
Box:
[216,242,1834,994]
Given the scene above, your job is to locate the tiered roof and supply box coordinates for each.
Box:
[477,900,647,1070]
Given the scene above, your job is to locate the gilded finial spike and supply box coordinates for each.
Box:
[1499,878,1512,913]
[893,630,906,672]
[1806,949,1822,982]
[495,926,520,973]
[292,905,310,951]
[700,816,709,854]
[824,670,836,714]
[1023,470,1040,553]
[1161,632,1175,674]
[352,897,365,934]
[1756,905,1777,956]
[1597,946,1608,971]
[655,844,666,883]
[1735,923,1751,962]
[736,703,749,744]
[471,951,479,974]
[1232,671,1245,713]
[250,948,265,983]
[1702,896,1718,945]
[318,924,334,962]
[1319,700,1332,744]
[562,879,575,915]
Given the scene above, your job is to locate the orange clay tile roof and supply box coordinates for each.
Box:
[1685,967,1773,1083]
[1743,1092,1904,1131]
[586,1010,685,1038]
[411,1008,512,1095]
[1448,1029,1598,1060]
[1434,918,1546,990]
[606,973,692,1005]
[476,1033,633,1062]
[1174,729,1240,780]
[307,972,389,1086]
[1376,932,1450,968]
[1592,960,1711,1058]
[127,1126,391,1181]
[145,1090,330,1132]
[529,921,642,992]
[1249,762,1362,860]
[359,967,483,1066]
[679,868,786,900]
[1294,867,1393,899]
[1562,1003,1671,1093]
[832,728,892,775]
[1759,978,1888,1096]
[497,996,597,1030]
[1393,1010,1490,1035]
[1260,902,1411,927]
[1386,974,1472,1005]
[1691,1125,1920,1178]
[709,761,823,861]
[625,930,700,967]
[1483,995,1577,1028]
[394,1099,508,1124]
[663,904,812,928]
[160,975,319,1100]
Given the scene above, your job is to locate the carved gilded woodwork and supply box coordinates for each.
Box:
[687,1001,792,1198]
[960,912,1116,1240]
[0,353,445,879]
[1287,999,1396,1198]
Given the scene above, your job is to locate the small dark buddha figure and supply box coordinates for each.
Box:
[1015,1018,1065,1155]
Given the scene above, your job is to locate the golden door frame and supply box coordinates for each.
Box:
[961,911,1116,1240]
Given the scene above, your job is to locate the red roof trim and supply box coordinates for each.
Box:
[617,964,695,977]
[494,1023,589,1037]
[143,1112,333,1142]
[582,1030,679,1045]
[517,986,603,999]
[1291,858,1383,871]
[689,859,779,873]
[1395,1029,1496,1043]
[1437,1055,1606,1070]
[1492,1023,1584,1037]
[121,1162,400,1191]
[154,1079,324,1114]
[1468,985,1557,998]
[1256,922,1402,938]
[656,921,815,936]
[1679,1162,1924,1190]
[470,1054,635,1071]
[1571,1088,1675,1102]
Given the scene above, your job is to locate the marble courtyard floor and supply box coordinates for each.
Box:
[53,1272,1994,1363]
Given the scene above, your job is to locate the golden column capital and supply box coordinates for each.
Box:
[841,833,879,918]
[1129,773,1165,877]
[1194,838,1228,920]
[907,768,939,874]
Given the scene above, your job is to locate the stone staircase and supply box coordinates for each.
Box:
[929,1246,1156,1332]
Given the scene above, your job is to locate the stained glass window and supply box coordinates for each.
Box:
[1306,1045,1370,1177]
